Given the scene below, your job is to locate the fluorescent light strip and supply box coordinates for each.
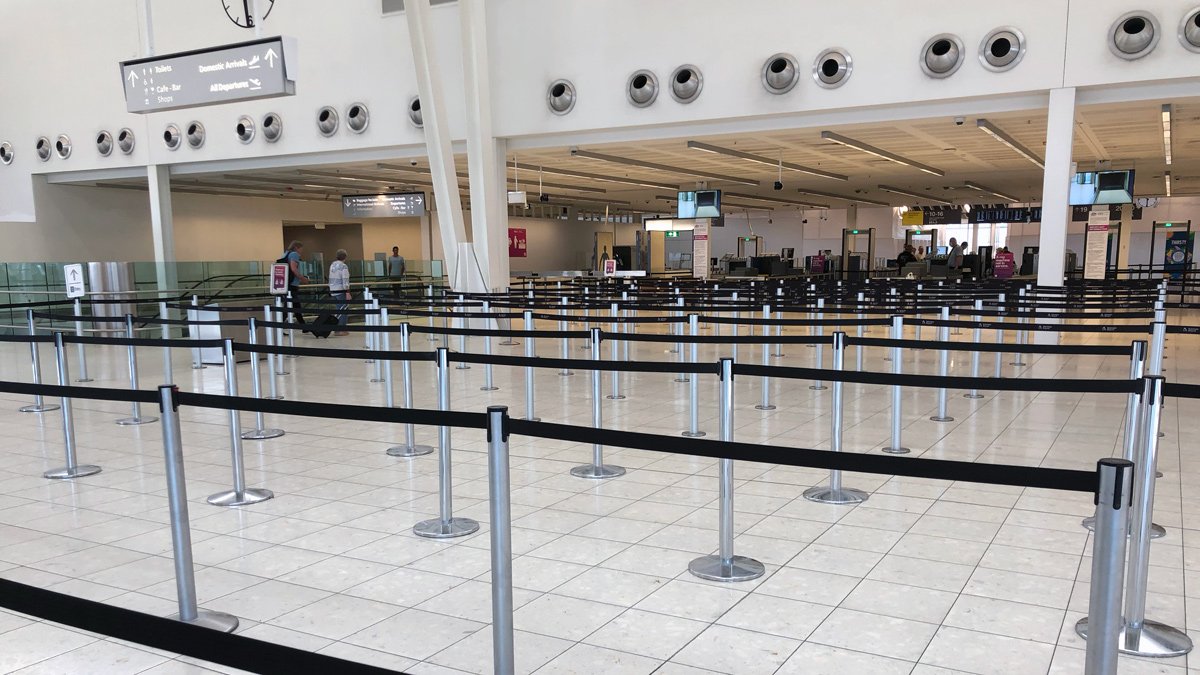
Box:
[685,141,848,181]
[512,161,678,191]
[571,149,760,186]
[975,119,1044,169]
[1165,171,1172,197]
[876,184,955,205]
[722,191,828,209]
[791,187,890,207]
[377,162,607,193]
[819,131,944,177]
[962,181,1020,203]
[538,193,630,206]
[654,195,774,211]
[1162,104,1173,167]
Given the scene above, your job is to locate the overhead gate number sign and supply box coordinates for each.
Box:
[119,37,295,113]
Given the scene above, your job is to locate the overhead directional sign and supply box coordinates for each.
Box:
[342,193,427,218]
[119,36,295,113]
[63,264,85,299]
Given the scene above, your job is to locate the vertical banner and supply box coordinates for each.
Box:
[1083,209,1110,280]
[508,227,527,258]
[270,264,290,294]
[1164,231,1195,279]
[692,220,710,279]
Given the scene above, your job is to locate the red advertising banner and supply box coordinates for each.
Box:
[508,228,527,258]
[270,264,289,295]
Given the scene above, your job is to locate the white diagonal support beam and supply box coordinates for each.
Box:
[1037,87,1075,288]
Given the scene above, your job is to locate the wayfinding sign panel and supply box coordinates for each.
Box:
[120,37,295,113]
[63,264,85,298]
[342,193,427,218]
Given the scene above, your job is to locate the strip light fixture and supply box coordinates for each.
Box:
[722,191,828,209]
[512,161,678,191]
[685,141,848,181]
[654,195,773,211]
[819,131,944,176]
[975,119,1044,168]
[378,162,607,193]
[571,148,760,186]
[962,180,1020,203]
[1162,104,1173,166]
[1165,171,1172,197]
[792,187,890,207]
[877,184,955,205]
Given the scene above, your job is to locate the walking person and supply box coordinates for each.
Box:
[279,240,310,326]
[329,249,352,336]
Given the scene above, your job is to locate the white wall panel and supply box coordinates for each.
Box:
[1064,0,1200,88]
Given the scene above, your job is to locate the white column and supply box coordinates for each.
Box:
[460,0,509,292]
[1037,87,1076,287]
[1117,203,1134,271]
[405,0,468,287]
[148,164,177,291]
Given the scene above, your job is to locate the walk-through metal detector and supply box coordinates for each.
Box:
[841,228,875,280]
[1149,220,1192,268]
[903,228,937,252]
[736,235,763,258]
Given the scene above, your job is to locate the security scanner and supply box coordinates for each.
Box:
[903,228,938,254]
[736,235,763,258]
[1020,246,1039,276]
[840,228,875,280]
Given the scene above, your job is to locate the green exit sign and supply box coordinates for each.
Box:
[665,231,679,238]
[849,229,861,234]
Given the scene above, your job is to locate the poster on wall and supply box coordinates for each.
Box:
[508,228,527,258]
[692,219,710,279]
[1083,210,1110,280]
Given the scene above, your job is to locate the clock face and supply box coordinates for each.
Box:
[223,0,275,28]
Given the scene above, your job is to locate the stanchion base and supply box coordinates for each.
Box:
[523,416,541,422]
[1075,618,1194,657]
[480,386,499,391]
[499,340,520,346]
[43,464,102,480]
[285,355,298,361]
[688,555,766,582]
[207,488,274,507]
[1080,516,1166,539]
[963,393,985,399]
[882,446,911,454]
[370,378,385,383]
[930,416,955,422]
[387,443,434,458]
[772,353,786,358]
[1009,361,1027,367]
[116,416,159,426]
[559,371,574,377]
[674,378,690,383]
[74,378,94,383]
[456,365,471,370]
[682,430,707,438]
[809,385,828,391]
[277,370,291,376]
[803,485,869,505]
[571,464,626,479]
[265,395,285,401]
[192,365,207,370]
[241,428,285,440]
[413,517,480,539]
[169,610,239,633]
[606,394,626,400]
[19,404,60,413]
[755,404,777,411]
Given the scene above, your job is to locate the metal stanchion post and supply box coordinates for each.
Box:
[207,339,273,507]
[414,348,480,538]
[683,314,705,437]
[1076,377,1193,658]
[855,292,865,371]
[607,303,624,400]
[284,292,297,356]
[191,295,206,370]
[457,295,471,370]
[18,310,59,413]
[804,332,867,504]
[158,301,172,386]
[772,287,785,357]
[371,301,385,382]
[1081,458,1134,675]
[481,327,498,392]
[388,323,434,457]
[116,315,158,426]
[674,299,688,383]
[263,306,283,401]
[810,298,826,390]
[622,291,631,362]
[156,385,239,633]
[43,333,100,479]
[558,297,573,376]
[572,328,625,478]
[427,286,440,342]
[486,405,516,675]
[882,315,910,454]
[74,298,92,382]
[731,291,740,363]
[1011,287,1028,367]
[689,357,765,582]
[755,304,776,411]
[1148,321,1165,376]
[241,318,284,440]
[965,299,984,399]
[994,293,1005,378]
[273,298,290,375]
[522,310,540,422]
[931,306,954,422]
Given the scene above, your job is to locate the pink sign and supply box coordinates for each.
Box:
[508,228,527,258]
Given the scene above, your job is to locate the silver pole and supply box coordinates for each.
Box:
[389,323,434,457]
[156,385,239,633]
[1147,322,1166,376]
[772,287,784,357]
[414,348,480,538]
[43,333,100,479]
[371,300,385,382]
[116,314,158,426]
[607,303,624,399]
[810,298,826,390]
[756,304,775,410]
[994,293,1005,378]
[855,292,865,372]
[931,307,954,422]
[804,332,867,504]
[207,339,273,507]
[965,299,984,399]
[242,318,284,440]
[158,301,172,386]
[523,310,539,421]
[683,314,704,437]
[1011,287,1028,367]
[190,295,205,370]
[457,294,471,370]
[273,302,290,376]
[74,298,92,382]
[731,291,739,363]
[1080,459,1134,675]
[622,291,630,363]
[571,328,624,479]
[481,327,498,391]
[486,405,515,675]
[427,286,439,342]
[263,306,282,400]
[689,357,764,582]
[674,297,688,382]
[882,315,910,454]
[19,310,59,413]
[558,297,573,376]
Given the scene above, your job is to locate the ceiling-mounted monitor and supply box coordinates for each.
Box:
[677,189,722,218]
[1069,170,1135,205]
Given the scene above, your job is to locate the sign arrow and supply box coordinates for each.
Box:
[126,70,139,87]
[70,269,79,281]
[265,48,278,68]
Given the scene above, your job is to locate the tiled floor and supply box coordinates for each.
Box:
[0,310,1197,674]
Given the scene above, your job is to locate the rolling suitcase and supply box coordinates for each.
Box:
[310,313,339,338]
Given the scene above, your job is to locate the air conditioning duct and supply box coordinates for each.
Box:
[95,131,113,157]
[546,79,577,115]
[670,64,703,103]
[235,116,256,144]
[261,113,283,142]
[1180,7,1200,52]
[162,124,181,151]
[408,97,423,127]
[116,128,135,154]
[1109,11,1159,59]
[921,34,964,78]
[316,106,339,136]
[346,102,370,133]
[761,53,799,94]
[979,27,1026,71]
[35,136,51,161]
[0,142,13,165]
[813,48,853,88]
[185,122,205,149]
[626,70,659,107]
[54,134,72,159]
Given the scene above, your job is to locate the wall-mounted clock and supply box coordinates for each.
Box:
[223,0,275,28]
